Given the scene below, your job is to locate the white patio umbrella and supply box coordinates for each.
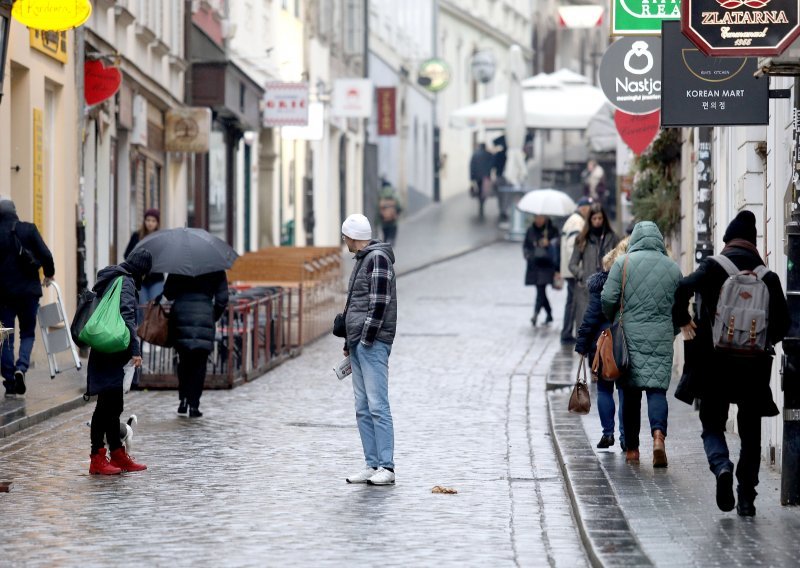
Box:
[516,189,576,217]
[450,81,606,130]
[504,45,527,187]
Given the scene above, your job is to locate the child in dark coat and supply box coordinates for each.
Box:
[575,238,628,450]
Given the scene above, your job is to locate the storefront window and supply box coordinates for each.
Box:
[208,129,227,241]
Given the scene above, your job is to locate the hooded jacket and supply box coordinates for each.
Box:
[345,241,397,347]
[601,222,681,390]
[0,210,55,298]
[86,265,140,395]
[575,271,612,359]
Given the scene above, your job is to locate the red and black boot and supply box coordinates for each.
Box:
[89,448,122,475]
[109,447,147,472]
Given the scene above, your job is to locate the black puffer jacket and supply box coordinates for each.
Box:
[163,271,229,352]
[575,271,612,360]
[86,266,140,395]
[0,212,55,298]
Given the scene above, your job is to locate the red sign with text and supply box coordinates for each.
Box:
[377,87,396,136]
[615,109,660,155]
[84,60,122,106]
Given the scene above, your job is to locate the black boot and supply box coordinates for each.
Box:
[544,312,554,325]
[177,398,188,416]
[13,371,25,395]
[715,467,735,512]
[189,406,203,418]
[597,435,614,449]
[736,486,757,517]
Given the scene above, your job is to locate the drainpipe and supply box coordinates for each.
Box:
[75,26,88,296]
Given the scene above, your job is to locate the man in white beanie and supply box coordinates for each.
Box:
[340,213,398,486]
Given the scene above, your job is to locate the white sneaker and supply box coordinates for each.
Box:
[368,467,395,485]
[346,467,377,484]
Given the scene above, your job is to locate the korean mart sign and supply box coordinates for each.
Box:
[612,0,681,34]
[682,0,800,56]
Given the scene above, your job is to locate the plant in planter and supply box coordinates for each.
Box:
[630,128,682,238]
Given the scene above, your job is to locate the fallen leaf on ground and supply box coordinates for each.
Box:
[431,485,458,494]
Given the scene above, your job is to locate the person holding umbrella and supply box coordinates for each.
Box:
[133,228,236,417]
[523,215,560,326]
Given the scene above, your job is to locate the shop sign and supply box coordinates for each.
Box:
[29,29,67,63]
[598,37,662,114]
[331,79,373,118]
[33,108,43,232]
[661,21,768,126]
[165,108,212,153]
[12,0,92,31]
[695,126,714,261]
[418,58,451,92]
[84,59,121,106]
[615,109,661,155]
[281,102,324,141]
[262,82,308,127]
[376,87,396,136]
[682,0,800,56]
[612,0,681,35]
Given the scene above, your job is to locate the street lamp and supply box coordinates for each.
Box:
[0,0,11,105]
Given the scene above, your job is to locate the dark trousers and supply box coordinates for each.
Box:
[91,387,124,454]
[177,348,210,408]
[0,296,40,382]
[382,224,398,246]
[700,397,761,493]
[621,387,668,450]
[534,285,552,318]
[561,278,577,340]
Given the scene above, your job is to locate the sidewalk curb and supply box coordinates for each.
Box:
[0,395,88,439]
[546,387,654,567]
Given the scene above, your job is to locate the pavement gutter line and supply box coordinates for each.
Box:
[546,389,654,568]
[0,396,88,439]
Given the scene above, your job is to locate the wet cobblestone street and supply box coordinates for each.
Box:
[0,242,587,567]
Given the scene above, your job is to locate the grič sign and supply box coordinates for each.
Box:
[682,0,800,56]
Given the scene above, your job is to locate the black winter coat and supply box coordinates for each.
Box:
[163,271,229,352]
[523,220,559,287]
[672,245,790,415]
[123,232,164,286]
[86,266,141,396]
[0,212,55,299]
[575,271,612,360]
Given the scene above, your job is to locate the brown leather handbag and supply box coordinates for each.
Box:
[137,296,171,347]
[568,356,591,415]
[592,256,630,381]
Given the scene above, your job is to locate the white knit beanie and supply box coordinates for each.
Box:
[342,214,372,240]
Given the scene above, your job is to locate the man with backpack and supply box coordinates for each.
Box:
[673,211,789,516]
[0,197,55,397]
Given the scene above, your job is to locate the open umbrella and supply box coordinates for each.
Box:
[133,227,238,276]
[516,189,576,217]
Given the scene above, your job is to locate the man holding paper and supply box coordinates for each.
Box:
[340,214,398,486]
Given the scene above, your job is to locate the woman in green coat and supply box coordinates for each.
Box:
[601,221,681,467]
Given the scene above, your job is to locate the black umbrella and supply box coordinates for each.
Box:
[133,228,239,276]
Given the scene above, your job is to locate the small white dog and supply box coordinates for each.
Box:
[118,415,138,452]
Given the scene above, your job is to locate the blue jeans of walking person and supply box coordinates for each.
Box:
[350,341,394,469]
[0,296,40,382]
[621,387,668,450]
[597,379,625,444]
[700,397,762,491]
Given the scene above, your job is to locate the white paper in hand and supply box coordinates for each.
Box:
[333,356,352,380]
[122,361,136,394]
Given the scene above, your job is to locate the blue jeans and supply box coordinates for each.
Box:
[350,341,394,469]
[597,378,625,442]
[0,296,40,381]
[621,387,668,450]
[138,280,165,324]
[700,397,761,492]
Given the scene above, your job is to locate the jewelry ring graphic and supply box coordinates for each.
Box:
[624,41,653,75]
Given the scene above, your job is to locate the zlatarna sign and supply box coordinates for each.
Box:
[682,0,800,55]
[612,0,681,35]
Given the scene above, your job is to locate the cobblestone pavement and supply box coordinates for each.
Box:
[549,352,800,567]
[0,242,589,567]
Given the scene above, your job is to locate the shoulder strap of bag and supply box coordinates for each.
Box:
[343,257,366,314]
[576,354,587,384]
[753,265,769,279]
[709,254,739,277]
[619,255,629,320]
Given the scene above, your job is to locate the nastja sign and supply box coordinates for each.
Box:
[12,0,92,31]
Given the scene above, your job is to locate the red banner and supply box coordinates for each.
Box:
[377,87,396,136]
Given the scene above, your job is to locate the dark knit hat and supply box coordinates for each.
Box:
[577,197,593,207]
[144,208,160,223]
[123,248,153,277]
[723,210,757,245]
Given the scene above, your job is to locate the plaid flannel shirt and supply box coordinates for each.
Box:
[361,253,394,346]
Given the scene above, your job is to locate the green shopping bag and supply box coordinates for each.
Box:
[78,276,131,353]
